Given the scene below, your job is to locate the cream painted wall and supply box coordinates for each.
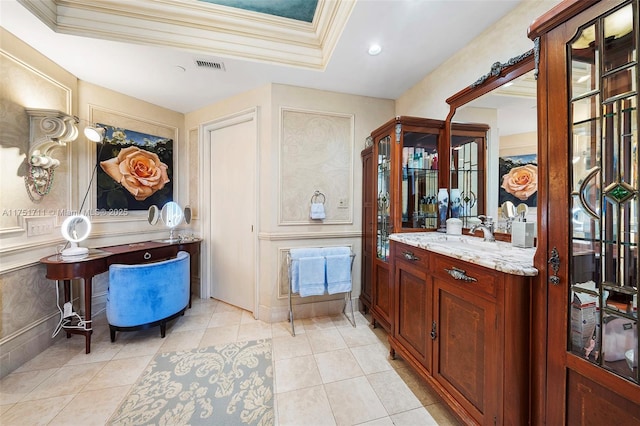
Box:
[185,83,394,321]
[396,0,562,119]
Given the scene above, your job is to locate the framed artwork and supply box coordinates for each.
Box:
[498,154,537,207]
[96,124,173,211]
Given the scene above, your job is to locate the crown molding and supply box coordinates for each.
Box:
[17,0,356,69]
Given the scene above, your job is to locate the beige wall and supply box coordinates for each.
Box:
[396,0,562,119]
[185,83,394,322]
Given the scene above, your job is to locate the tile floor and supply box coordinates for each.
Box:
[0,298,462,425]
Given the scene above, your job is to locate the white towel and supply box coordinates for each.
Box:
[298,256,326,297]
[325,254,352,294]
[290,248,322,293]
[310,203,325,220]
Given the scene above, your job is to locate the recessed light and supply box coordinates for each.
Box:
[368,44,382,56]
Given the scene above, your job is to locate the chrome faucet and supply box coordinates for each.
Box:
[469,215,495,242]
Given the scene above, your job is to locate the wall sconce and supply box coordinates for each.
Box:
[24,108,80,201]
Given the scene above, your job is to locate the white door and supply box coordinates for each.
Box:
[204,111,256,313]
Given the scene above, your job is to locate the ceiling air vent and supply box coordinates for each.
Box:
[194,59,226,71]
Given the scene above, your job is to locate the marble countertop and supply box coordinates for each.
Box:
[390,232,538,277]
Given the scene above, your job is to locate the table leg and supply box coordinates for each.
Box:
[83,277,93,354]
[63,280,71,338]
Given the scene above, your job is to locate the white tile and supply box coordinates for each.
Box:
[83,355,152,390]
[0,394,74,426]
[324,376,388,425]
[21,362,106,401]
[276,385,336,426]
[49,385,131,426]
[307,328,348,354]
[314,348,364,383]
[272,334,313,361]
[274,355,322,394]
[350,343,394,375]
[0,368,58,405]
[390,407,439,425]
[367,370,422,415]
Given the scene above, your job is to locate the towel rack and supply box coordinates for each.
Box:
[286,248,356,336]
[310,190,325,204]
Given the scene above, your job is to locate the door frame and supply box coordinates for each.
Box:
[200,107,260,316]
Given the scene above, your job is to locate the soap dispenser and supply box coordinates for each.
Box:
[511,212,535,248]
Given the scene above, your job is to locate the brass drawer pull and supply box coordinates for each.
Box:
[143,252,152,260]
[445,267,477,282]
[403,251,419,261]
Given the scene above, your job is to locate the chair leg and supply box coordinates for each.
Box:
[110,328,116,342]
[160,322,166,338]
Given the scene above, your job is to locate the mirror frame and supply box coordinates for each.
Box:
[443,49,536,240]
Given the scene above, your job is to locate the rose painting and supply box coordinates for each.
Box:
[498,154,537,207]
[96,125,173,210]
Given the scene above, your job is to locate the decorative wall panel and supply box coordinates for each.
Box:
[279,108,353,224]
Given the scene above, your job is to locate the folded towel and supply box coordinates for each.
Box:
[325,254,352,294]
[310,203,325,220]
[298,256,326,297]
[321,246,350,257]
[289,248,323,293]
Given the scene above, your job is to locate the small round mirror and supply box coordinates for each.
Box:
[183,205,192,224]
[147,205,159,225]
[501,201,516,220]
[161,201,184,228]
[516,203,529,217]
[60,215,91,258]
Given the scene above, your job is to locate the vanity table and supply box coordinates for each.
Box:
[388,233,536,425]
[40,239,201,353]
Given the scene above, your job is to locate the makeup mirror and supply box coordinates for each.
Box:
[160,201,183,242]
[60,214,91,258]
[147,205,159,225]
[445,50,537,237]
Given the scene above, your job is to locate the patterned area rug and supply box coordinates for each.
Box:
[109,339,274,425]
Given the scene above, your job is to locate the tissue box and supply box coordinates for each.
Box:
[571,292,599,355]
[512,221,535,248]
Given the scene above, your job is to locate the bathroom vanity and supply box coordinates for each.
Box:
[388,233,537,425]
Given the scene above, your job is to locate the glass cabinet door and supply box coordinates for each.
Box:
[377,135,392,262]
[451,133,484,229]
[569,1,638,383]
[400,126,439,230]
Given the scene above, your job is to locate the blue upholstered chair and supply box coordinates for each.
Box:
[106,251,190,342]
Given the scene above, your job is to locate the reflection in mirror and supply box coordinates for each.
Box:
[147,205,159,225]
[160,201,184,242]
[446,51,537,235]
[500,201,516,232]
[184,205,192,224]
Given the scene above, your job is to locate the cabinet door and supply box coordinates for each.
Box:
[399,125,440,231]
[361,147,374,310]
[433,276,498,425]
[394,249,431,369]
[533,0,640,423]
[372,262,392,331]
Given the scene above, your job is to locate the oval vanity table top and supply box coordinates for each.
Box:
[390,232,538,276]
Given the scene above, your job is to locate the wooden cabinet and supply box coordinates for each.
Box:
[389,241,530,425]
[529,0,640,423]
[366,116,445,332]
[360,146,374,313]
[393,243,431,369]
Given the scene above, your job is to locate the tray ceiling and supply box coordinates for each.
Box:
[16,0,351,69]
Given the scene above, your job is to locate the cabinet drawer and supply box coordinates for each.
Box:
[432,254,498,299]
[108,245,178,266]
[393,242,428,267]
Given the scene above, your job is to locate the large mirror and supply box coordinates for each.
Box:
[445,51,537,238]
